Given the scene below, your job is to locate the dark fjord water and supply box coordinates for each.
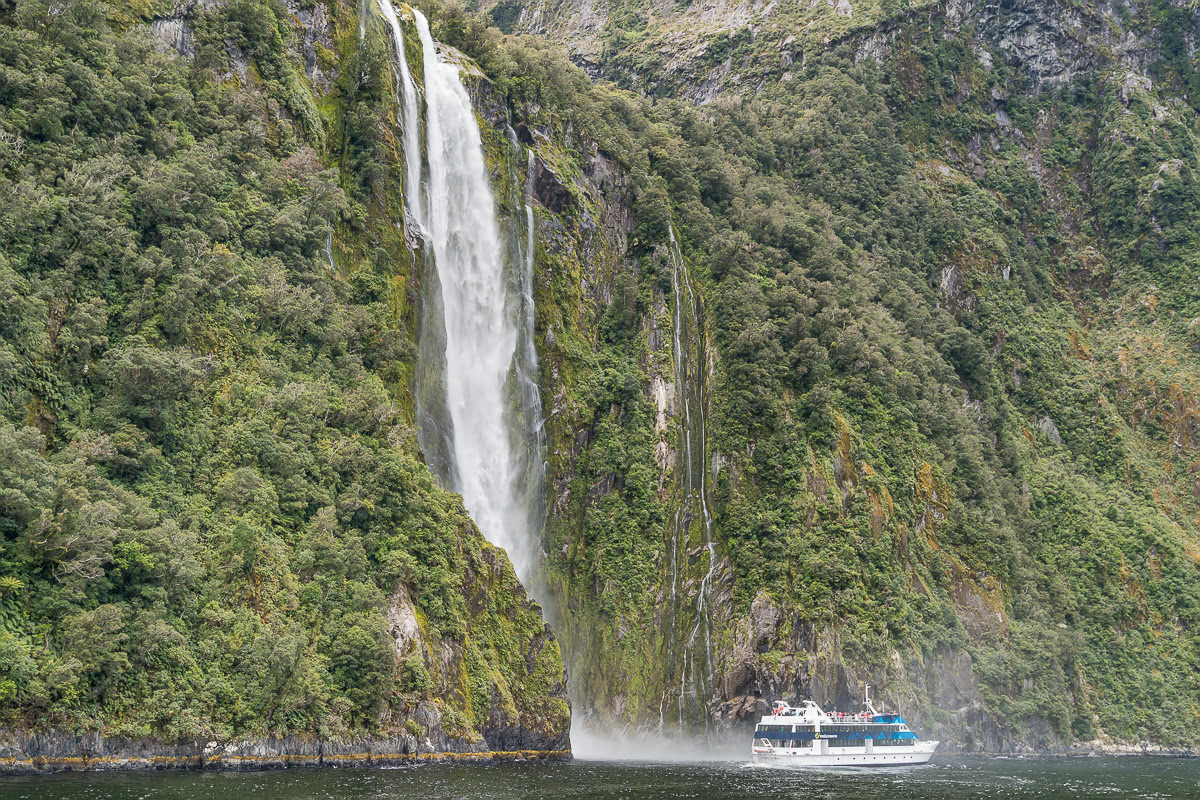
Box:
[2,758,1200,800]
[1,757,1198,800]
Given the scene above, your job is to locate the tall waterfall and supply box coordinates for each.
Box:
[407,10,537,583]
[379,1,456,486]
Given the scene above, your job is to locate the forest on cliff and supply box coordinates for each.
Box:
[0,0,567,747]
[1,0,1199,753]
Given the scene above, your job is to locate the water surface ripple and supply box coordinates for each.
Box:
[1,758,1198,799]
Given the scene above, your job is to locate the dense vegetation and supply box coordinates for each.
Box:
[443,0,1200,743]
[0,0,566,743]
[1,0,1198,750]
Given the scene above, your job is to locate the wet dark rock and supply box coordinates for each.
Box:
[0,729,570,774]
[533,159,577,218]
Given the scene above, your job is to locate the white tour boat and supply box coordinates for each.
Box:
[751,687,938,766]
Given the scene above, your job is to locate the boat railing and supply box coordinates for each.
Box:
[768,709,907,725]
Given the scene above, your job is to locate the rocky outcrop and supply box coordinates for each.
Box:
[712,597,1051,754]
[495,0,1200,102]
[386,550,572,759]
[149,0,338,90]
[944,0,1199,91]
[287,0,338,92]
[148,0,226,59]
[0,729,568,774]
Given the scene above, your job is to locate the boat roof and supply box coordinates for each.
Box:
[757,698,907,725]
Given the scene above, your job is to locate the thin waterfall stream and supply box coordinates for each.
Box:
[510,134,549,571]
[666,223,717,735]
[377,0,423,224]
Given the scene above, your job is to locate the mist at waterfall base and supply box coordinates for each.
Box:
[570,721,745,761]
[384,3,725,756]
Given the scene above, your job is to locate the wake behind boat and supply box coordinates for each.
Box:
[751,687,938,766]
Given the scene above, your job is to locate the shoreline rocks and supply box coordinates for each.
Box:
[0,730,571,775]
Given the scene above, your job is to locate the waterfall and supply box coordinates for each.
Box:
[376,0,423,224]
[666,223,717,734]
[377,0,456,486]
[500,129,548,583]
[411,10,536,583]
[517,147,548,520]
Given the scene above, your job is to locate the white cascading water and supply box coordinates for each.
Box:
[410,9,535,582]
[520,148,548,463]
[376,0,424,224]
[380,0,456,486]
[507,130,549,538]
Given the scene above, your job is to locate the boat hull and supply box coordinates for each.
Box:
[751,741,938,767]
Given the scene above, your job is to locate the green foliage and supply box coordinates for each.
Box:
[4,0,1199,751]
[399,653,432,695]
[437,2,1200,744]
[0,0,563,743]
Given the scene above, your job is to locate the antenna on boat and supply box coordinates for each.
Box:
[864,684,880,717]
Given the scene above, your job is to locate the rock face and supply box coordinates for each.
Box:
[383,559,572,761]
[3,1,573,774]
[149,14,194,58]
[485,0,1200,102]
[945,0,1190,89]
[707,592,1001,750]
[150,0,337,89]
[287,0,338,92]
[458,0,1200,757]
[0,730,568,774]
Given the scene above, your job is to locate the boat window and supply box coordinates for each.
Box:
[765,739,814,749]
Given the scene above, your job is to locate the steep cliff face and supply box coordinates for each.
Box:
[0,0,568,769]
[438,0,1200,752]
[5,0,1200,764]
[478,0,1199,103]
